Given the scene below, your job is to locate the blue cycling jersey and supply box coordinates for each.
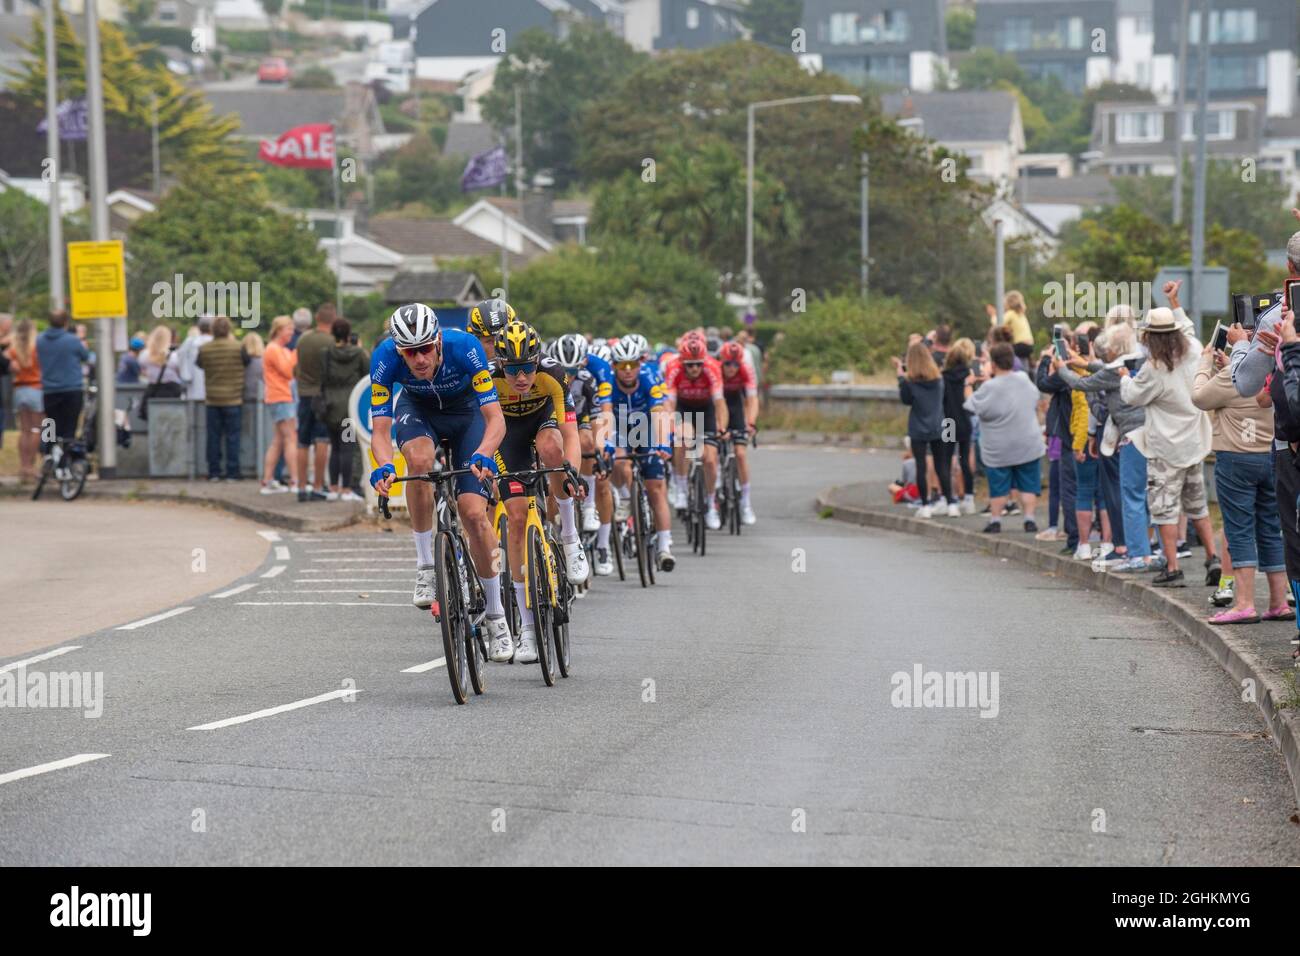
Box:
[370,329,498,418]
[609,368,666,448]
[585,352,614,408]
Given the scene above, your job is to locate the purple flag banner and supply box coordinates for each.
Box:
[36,98,88,141]
[461,145,508,192]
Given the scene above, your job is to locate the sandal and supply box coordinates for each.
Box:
[1208,607,1261,625]
[1262,606,1296,621]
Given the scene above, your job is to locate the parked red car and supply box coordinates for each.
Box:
[257,58,290,84]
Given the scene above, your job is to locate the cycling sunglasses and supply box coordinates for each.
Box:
[682,360,704,369]
[504,362,537,376]
[614,360,641,372]
[722,360,740,368]
[399,341,439,356]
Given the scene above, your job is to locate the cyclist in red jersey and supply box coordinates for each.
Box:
[718,341,759,525]
[664,332,728,530]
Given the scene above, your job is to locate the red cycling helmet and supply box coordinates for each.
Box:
[679,334,708,362]
[719,341,745,364]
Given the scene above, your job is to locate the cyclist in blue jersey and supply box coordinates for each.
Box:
[606,337,674,571]
[369,304,514,661]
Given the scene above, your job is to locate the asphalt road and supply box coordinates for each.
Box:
[2,446,1298,865]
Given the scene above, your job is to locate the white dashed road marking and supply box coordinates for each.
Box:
[188,689,361,731]
[260,565,287,579]
[401,658,447,674]
[0,646,82,674]
[257,530,281,542]
[210,583,258,599]
[236,601,410,607]
[275,546,291,561]
[0,754,110,787]
[116,607,194,630]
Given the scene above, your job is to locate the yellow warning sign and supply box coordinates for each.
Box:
[67,241,127,319]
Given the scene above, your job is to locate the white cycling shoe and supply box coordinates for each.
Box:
[581,507,600,532]
[741,503,757,525]
[614,496,631,522]
[656,546,675,572]
[705,507,721,531]
[515,626,539,664]
[413,565,436,609]
[486,617,514,662]
[594,548,613,576]
[564,539,590,584]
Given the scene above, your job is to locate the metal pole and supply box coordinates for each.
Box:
[500,179,508,298]
[745,104,755,312]
[150,91,160,195]
[331,131,341,316]
[85,0,115,476]
[513,85,523,199]
[994,218,1005,327]
[1172,0,1189,225]
[860,149,868,300]
[44,0,63,310]
[1189,0,1210,339]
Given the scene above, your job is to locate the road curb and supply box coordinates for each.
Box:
[817,486,1300,811]
[0,483,364,533]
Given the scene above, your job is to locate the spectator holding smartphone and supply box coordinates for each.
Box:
[942,338,977,512]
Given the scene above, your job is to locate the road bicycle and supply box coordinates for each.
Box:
[713,430,744,537]
[616,450,661,588]
[379,456,491,705]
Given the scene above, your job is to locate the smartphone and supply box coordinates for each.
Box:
[1211,321,1228,352]
[1075,333,1090,354]
[1124,358,1139,372]
[1286,278,1300,314]
[1053,336,1069,360]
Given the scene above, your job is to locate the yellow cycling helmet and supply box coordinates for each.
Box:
[467,298,516,338]
[495,320,541,363]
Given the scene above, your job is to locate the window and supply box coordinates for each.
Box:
[686,8,699,30]
[1204,54,1266,90]
[1134,15,1153,35]
[1181,109,1237,140]
[828,12,858,44]
[157,2,178,22]
[998,16,1032,51]
[1188,9,1257,44]
[825,9,909,45]
[1115,111,1163,144]
[1024,60,1086,95]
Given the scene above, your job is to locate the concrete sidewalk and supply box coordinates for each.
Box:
[0,476,366,533]
[819,479,1300,810]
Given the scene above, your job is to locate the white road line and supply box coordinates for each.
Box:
[305,548,410,554]
[290,579,411,584]
[294,568,412,573]
[210,583,258,599]
[116,607,194,631]
[236,601,410,607]
[0,646,83,675]
[402,658,446,674]
[0,753,110,787]
[257,530,282,542]
[260,565,287,579]
[275,546,291,561]
[311,557,410,562]
[272,589,409,594]
[188,689,361,731]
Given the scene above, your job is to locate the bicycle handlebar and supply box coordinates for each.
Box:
[377,466,497,520]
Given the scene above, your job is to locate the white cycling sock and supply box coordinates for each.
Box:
[513,580,529,624]
[582,474,597,506]
[480,574,503,617]
[413,530,434,567]
[658,529,672,550]
[673,473,687,493]
[597,523,611,549]
[557,496,578,543]
[741,482,751,505]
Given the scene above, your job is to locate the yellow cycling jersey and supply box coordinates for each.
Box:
[490,364,571,421]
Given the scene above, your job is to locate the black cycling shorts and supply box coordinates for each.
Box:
[493,404,559,500]
[676,399,718,446]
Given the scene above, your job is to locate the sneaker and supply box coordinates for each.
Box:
[412,565,436,609]
[515,626,538,664]
[615,496,631,522]
[485,617,514,662]
[208,476,222,483]
[982,520,1001,534]
[1096,542,1115,560]
[918,505,933,519]
[582,507,600,533]
[340,491,363,503]
[259,483,279,496]
[961,496,977,515]
[705,507,721,530]
[1152,568,1186,588]
[741,502,757,525]
[324,491,340,502]
[563,539,590,584]
[656,546,675,572]
[1034,526,1061,540]
[1209,581,1235,607]
[1108,556,1142,573]
[1074,543,1093,560]
[1002,501,1022,516]
[1023,519,1038,534]
[979,503,992,516]
[594,547,613,576]
[1204,555,1222,588]
[1175,540,1192,559]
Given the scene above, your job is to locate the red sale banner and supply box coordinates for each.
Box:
[258,123,335,168]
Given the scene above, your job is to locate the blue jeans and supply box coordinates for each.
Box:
[206,404,242,479]
[1215,450,1284,571]
[1119,441,1150,558]
[1099,449,1124,550]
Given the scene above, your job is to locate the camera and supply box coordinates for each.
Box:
[1231,291,1283,330]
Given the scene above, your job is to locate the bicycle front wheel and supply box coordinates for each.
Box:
[631,480,648,588]
[61,457,89,501]
[435,532,470,705]
[527,525,556,686]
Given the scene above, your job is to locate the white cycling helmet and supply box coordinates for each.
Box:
[611,336,642,363]
[388,303,439,348]
[554,333,588,368]
[589,342,612,363]
[622,333,651,359]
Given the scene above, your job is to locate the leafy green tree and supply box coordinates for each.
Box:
[741,0,804,47]
[371,132,467,215]
[0,190,88,315]
[291,66,336,89]
[508,240,732,341]
[945,7,975,51]
[766,294,921,380]
[125,175,335,330]
[590,141,798,283]
[480,22,648,192]
[122,0,157,29]
[1112,160,1290,247]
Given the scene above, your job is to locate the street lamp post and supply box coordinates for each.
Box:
[744,94,862,315]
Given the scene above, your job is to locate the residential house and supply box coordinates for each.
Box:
[363,216,539,270]
[881,90,1024,184]
[1146,0,1295,118]
[1016,172,1117,234]
[622,0,745,52]
[0,167,86,213]
[799,0,946,91]
[1087,98,1264,175]
[385,270,486,306]
[974,0,1115,95]
[150,0,216,55]
[302,208,407,295]
[984,196,1059,263]
[205,84,387,160]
